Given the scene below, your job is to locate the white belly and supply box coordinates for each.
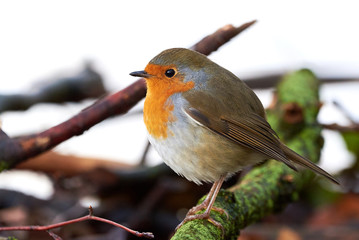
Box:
[147,111,264,185]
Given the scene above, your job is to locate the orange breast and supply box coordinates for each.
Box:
[143,64,194,139]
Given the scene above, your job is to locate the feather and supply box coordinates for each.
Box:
[184,106,339,184]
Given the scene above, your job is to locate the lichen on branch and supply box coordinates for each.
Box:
[171,69,324,240]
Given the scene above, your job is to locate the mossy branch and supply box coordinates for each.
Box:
[171,69,323,240]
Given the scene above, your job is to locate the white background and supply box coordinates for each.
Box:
[0,0,358,198]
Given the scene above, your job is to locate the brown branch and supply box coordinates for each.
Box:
[321,99,359,133]
[190,20,257,55]
[16,151,133,176]
[322,123,359,132]
[0,63,106,113]
[0,79,147,169]
[243,73,358,89]
[0,206,154,239]
[0,20,257,170]
[47,231,62,240]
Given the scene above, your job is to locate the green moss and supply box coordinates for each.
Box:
[277,69,319,124]
[0,161,9,172]
[342,131,359,157]
[171,69,323,239]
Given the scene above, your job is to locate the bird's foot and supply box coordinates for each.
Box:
[174,176,228,236]
[175,204,228,235]
[187,203,229,219]
[175,212,223,231]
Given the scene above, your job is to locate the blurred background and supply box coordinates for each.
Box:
[0,0,358,239]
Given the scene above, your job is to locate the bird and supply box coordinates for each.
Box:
[130,48,338,231]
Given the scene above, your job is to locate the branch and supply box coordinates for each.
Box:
[171,69,325,239]
[243,73,358,89]
[332,100,358,125]
[0,206,154,239]
[0,63,106,113]
[190,20,256,55]
[15,151,133,176]
[321,100,359,133]
[0,79,147,169]
[0,20,257,170]
[322,123,359,132]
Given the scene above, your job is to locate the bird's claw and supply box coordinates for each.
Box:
[175,206,227,238]
[175,212,225,238]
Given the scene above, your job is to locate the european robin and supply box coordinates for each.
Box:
[130,48,338,231]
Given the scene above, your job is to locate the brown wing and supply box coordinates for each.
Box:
[184,107,298,171]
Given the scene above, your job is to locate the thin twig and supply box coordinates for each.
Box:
[243,74,358,89]
[190,20,257,55]
[0,206,154,239]
[321,100,359,132]
[139,141,151,166]
[333,100,358,124]
[321,123,359,132]
[0,63,106,113]
[47,231,62,240]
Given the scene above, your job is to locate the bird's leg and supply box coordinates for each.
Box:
[175,175,228,232]
[186,177,220,216]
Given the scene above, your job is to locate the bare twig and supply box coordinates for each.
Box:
[0,79,147,169]
[139,141,151,166]
[0,63,106,113]
[0,206,154,239]
[190,20,257,55]
[245,74,358,89]
[321,100,359,132]
[333,100,358,125]
[322,123,359,132]
[47,231,62,240]
[0,20,257,170]
[16,151,132,176]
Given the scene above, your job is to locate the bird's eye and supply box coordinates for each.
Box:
[165,69,176,78]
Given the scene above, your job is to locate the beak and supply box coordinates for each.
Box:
[129,70,152,78]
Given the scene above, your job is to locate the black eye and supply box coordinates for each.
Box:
[165,69,176,78]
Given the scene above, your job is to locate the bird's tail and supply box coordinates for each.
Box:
[281,143,339,185]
